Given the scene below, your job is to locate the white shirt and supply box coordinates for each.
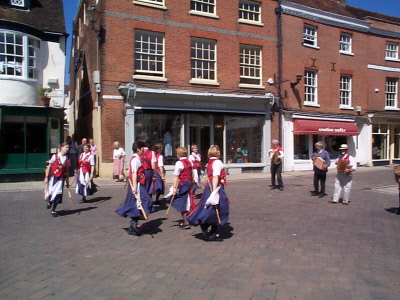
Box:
[79,152,95,166]
[335,153,357,171]
[130,154,142,173]
[174,157,198,182]
[157,154,164,167]
[144,147,157,163]
[50,153,69,166]
[209,157,224,176]
[113,147,125,159]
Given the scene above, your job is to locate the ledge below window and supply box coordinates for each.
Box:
[189,10,219,19]
[132,75,168,82]
[384,107,400,111]
[238,19,264,27]
[303,43,320,50]
[303,102,320,108]
[339,50,354,56]
[189,78,219,86]
[239,83,265,89]
[133,1,167,10]
[339,105,354,110]
[385,58,400,62]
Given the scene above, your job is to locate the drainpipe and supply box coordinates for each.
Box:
[275,0,283,143]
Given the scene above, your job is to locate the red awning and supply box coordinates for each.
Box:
[294,119,359,136]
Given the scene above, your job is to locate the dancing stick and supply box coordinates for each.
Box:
[166,182,179,216]
[128,179,148,220]
[158,170,169,190]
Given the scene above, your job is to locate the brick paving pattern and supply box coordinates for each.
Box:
[1,166,399,299]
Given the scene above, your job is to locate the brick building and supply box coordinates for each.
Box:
[277,0,400,171]
[70,0,278,176]
[69,0,400,176]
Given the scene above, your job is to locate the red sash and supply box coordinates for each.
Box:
[140,148,153,170]
[78,153,91,173]
[50,154,69,178]
[207,158,227,186]
[155,153,160,171]
[128,156,146,185]
[191,153,201,169]
[179,159,193,181]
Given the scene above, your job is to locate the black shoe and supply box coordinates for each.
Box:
[179,223,191,230]
[128,225,142,236]
[396,208,400,215]
[46,201,52,209]
[208,233,223,242]
[279,187,284,191]
[51,211,58,217]
[80,197,86,203]
[311,191,319,196]
[318,193,327,198]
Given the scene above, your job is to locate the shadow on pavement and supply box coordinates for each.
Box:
[57,206,97,217]
[85,196,112,204]
[384,207,400,215]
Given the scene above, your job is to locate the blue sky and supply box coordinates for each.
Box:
[62,0,400,84]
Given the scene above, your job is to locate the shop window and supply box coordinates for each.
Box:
[226,116,262,164]
[135,113,181,165]
[294,135,310,160]
[372,124,389,160]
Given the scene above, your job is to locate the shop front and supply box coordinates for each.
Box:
[369,113,400,166]
[122,87,275,174]
[0,105,65,175]
[282,112,366,171]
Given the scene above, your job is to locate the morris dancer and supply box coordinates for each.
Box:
[169,147,195,229]
[115,141,154,236]
[44,143,70,217]
[140,142,156,198]
[188,145,229,242]
[189,144,202,190]
[152,143,165,204]
[268,139,284,191]
[76,143,97,202]
[311,142,331,198]
[329,144,356,205]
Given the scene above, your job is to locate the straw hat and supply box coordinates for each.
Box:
[339,144,348,150]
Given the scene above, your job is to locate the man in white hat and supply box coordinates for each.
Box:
[329,144,356,205]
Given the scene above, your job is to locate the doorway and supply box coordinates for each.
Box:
[189,126,210,166]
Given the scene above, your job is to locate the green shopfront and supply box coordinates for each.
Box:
[0,105,65,175]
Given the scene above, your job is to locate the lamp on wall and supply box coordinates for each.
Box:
[290,75,303,88]
[118,83,137,105]
[86,3,100,33]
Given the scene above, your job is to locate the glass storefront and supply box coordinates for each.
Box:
[134,112,264,165]
[394,125,400,159]
[294,134,347,160]
[372,124,389,160]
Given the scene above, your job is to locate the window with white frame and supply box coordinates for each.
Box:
[0,31,40,79]
[190,0,215,15]
[190,37,216,82]
[386,42,398,60]
[303,24,317,47]
[340,74,352,107]
[340,33,352,53]
[304,69,317,104]
[240,44,262,86]
[239,0,261,24]
[385,78,398,108]
[134,30,165,79]
[11,0,25,7]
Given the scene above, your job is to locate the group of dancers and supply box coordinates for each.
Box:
[44,142,97,217]
[44,142,229,242]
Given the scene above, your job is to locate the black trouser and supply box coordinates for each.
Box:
[271,163,283,187]
[313,172,326,194]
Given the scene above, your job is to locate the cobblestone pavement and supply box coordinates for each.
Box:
[1,166,399,300]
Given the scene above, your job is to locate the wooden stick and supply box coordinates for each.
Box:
[166,182,179,216]
[134,193,148,220]
[128,179,148,220]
